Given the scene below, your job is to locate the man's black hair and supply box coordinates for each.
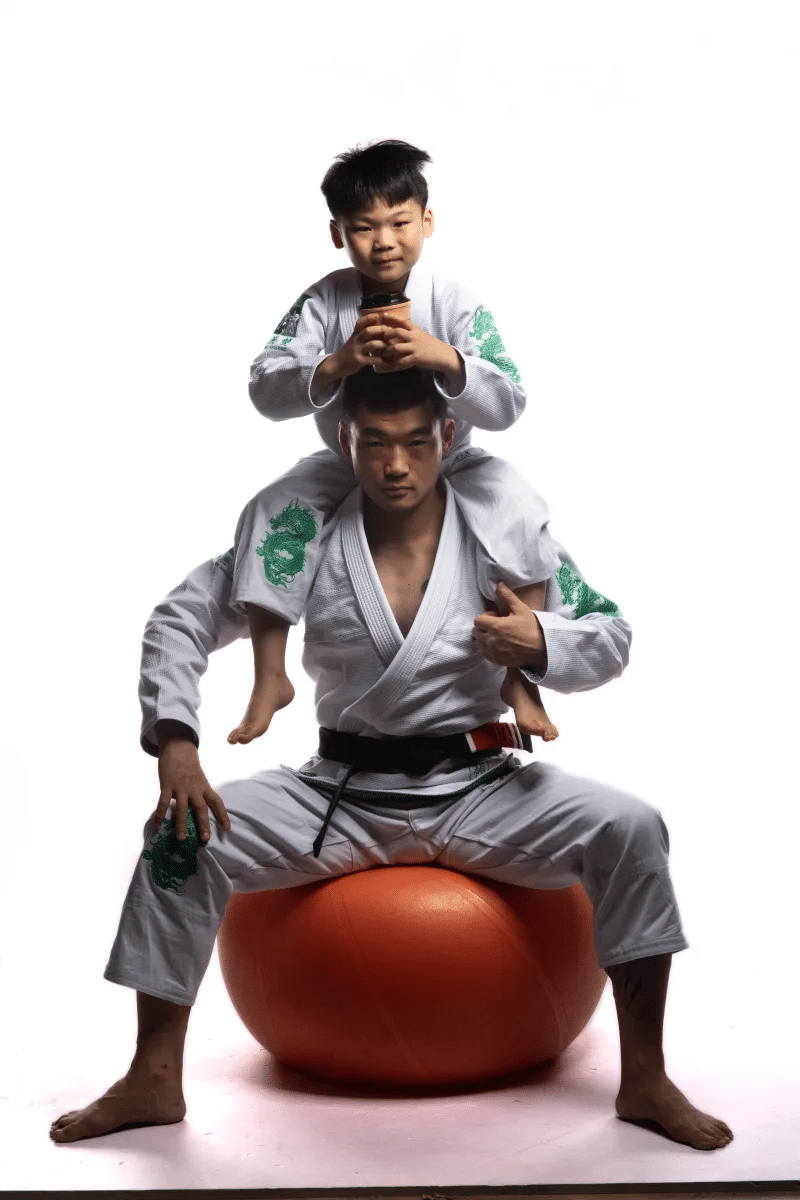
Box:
[321,139,432,221]
[342,367,447,424]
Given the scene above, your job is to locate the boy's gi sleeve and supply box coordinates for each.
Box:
[248,283,335,421]
[520,543,633,694]
[433,287,527,432]
[139,551,250,757]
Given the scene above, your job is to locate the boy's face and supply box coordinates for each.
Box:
[330,197,434,291]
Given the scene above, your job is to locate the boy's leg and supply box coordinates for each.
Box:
[500,669,559,741]
[231,449,356,626]
[228,606,295,744]
[444,449,562,593]
[431,760,732,1150]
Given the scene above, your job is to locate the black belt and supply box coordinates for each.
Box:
[311,722,532,858]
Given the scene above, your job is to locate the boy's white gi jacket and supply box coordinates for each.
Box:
[140,484,631,800]
[248,262,526,455]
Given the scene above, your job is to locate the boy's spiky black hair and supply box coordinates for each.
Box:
[321,139,432,221]
[342,366,447,424]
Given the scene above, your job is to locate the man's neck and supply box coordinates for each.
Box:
[363,479,446,552]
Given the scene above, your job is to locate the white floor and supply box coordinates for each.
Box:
[2,898,799,1194]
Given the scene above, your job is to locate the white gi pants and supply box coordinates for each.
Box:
[104,759,688,1006]
[230,447,561,623]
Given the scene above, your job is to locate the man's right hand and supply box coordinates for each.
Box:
[154,739,231,843]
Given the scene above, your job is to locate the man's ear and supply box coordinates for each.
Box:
[423,207,434,239]
[441,416,456,454]
[338,420,352,459]
[330,219,344,250]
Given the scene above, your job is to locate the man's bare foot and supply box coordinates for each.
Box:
[228,673,295,745]
[50,1071,186,1143]
[501,670,559,741]
[616,1070,733,1150]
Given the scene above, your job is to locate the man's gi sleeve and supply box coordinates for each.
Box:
[248,283,334,421]
[521,543,633,694]
[139,550,250,757]
[433,286,527,432]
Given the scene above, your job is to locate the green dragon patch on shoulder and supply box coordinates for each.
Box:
[257,499,318,588]
[272,293,311,338]
[468,306,521,383]
[142,812,201,894]
[555,561,621,619]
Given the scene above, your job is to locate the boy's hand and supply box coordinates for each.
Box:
[376,315,464,382]
[330,313,395,377]
[154,739,231,844]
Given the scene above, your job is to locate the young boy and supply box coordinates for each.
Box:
[228,139,561,747]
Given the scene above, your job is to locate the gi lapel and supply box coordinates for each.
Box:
[338,481,464,732]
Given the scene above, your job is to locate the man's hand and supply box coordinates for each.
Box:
[376,315,464,382]
[154,739,231,844]
[473,581,547,670]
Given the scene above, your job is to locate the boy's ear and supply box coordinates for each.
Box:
[338,420,352,458]
[423,207,434,239]
[441,416,455,454]
[330,219,345,250]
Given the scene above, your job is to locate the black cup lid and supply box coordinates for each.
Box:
[359,292,410,309]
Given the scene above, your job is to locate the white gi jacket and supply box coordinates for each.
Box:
[140,486,631,799]
[248,261,526,455]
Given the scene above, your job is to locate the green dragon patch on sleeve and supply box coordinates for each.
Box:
[272,293,311,339]
[555,561,621,619]
[468,306,521,383]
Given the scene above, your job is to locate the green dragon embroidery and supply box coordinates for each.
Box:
[555,561,621,619]
[142,812,201,894]
[272,293,311,338]
[257,499,318,588]
[468,307,521,383]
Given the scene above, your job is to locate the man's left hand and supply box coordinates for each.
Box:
[375,315,463,380]
[473,582,547,670]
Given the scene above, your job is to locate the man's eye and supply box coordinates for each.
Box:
[395,222,409,228]
[409,439,428,447]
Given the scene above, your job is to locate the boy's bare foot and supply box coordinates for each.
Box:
[228,673,295,744]
[50,1071,186,1143]
[501,670,559,741]
[616,1070,733,1150]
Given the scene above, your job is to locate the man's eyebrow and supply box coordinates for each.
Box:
[358,425,433,437]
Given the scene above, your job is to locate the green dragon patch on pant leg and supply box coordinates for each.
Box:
[142,812,201,894]
[555,561,621,619]
[257,499,318,588]
[468,307,521,383]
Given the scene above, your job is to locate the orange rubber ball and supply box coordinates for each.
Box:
[217,865,606,1088]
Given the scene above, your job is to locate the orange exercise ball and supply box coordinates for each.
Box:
[217,866,606,1088]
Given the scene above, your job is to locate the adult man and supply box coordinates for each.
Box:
[50,368,732,1151]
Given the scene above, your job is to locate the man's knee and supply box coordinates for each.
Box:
[594,788,670,865]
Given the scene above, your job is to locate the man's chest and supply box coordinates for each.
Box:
[370,546,438,638]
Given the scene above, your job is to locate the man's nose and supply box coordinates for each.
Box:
[385,447,409,476]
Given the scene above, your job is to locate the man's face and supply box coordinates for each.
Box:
[339,403,455,514]
[330,197,434,289]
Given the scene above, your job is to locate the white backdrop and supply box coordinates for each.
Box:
[1,1,798,1030]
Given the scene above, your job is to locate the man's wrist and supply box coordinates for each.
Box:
[155,719,199,754]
